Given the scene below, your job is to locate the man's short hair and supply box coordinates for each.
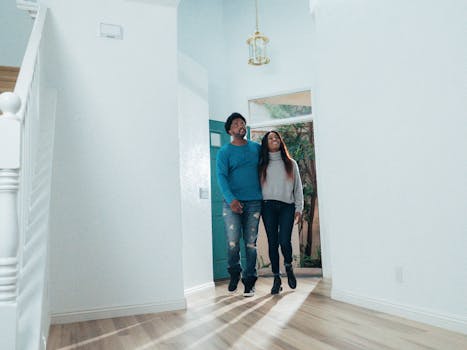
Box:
[225,112,246,133]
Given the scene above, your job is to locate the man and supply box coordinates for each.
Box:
[216,112,262,297]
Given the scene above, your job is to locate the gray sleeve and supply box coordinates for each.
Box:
[292,160,304,213]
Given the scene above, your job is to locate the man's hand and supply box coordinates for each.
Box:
[294,212,302,224]
[230,199,243,214]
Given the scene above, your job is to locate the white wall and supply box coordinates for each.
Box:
[312,0,467,333]
[178,0,314,122]
[178,0,226,120]
[0,1,33,66]
[178,53,214,292]
[44,0,185,322]
[38,0,466,334]
[222,0,313,122]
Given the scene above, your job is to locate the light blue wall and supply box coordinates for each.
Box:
[0,1,33,66]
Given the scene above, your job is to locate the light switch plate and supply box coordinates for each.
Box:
[199,187,209,199]
[210,132,221,147]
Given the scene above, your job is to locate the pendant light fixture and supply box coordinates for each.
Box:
[246,0,270,66]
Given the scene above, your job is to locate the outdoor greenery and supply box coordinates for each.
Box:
[300,246,322,268]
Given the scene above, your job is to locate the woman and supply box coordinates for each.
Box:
[259,131,304,294]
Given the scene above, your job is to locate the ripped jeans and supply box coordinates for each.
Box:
[222,200,262,279]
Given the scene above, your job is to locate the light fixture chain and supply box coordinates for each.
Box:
[255,0,259,33]
[247,0,270,65]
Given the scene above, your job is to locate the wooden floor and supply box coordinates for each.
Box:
[47,276,467,350]
[0,65,19,94]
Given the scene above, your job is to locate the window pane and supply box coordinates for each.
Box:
[249,90,312,125]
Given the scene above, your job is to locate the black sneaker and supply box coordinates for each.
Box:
[271,276,282,295]
[286,265,297,289]
[228,273,240,293]
[242,276,257,297]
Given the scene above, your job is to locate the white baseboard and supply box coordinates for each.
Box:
[41,311,51,350]
[184,281,215,296]
[332,288,467,335]
[51,298,186,325]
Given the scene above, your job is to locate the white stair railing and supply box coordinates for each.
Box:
[0,93,21,349]
[0,6,53,350]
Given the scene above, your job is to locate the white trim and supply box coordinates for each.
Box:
[50,298,186,325]
[41,313,50,350]
[249,114,312,129]
[247,87,312,102]
[247,87,312,128]
[15,6,47,121]
[184,282,215,296]
[125,0,181,7]
[332,288,467,335]
[311,107,331,279]
[16,1,38,18]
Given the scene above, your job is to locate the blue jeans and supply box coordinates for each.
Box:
[262,200,295,275]
[222,200,262,278]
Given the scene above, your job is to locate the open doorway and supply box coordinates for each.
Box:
[249,89,322,277]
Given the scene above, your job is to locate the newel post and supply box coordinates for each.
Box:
[0,92,22,349]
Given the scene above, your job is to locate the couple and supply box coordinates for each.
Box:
[216,112,304,297]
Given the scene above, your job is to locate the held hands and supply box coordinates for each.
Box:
[230,199,243,214]
[294,212,302,224]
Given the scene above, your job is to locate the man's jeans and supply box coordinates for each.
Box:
[261,200,295,275]
[222,200,262,278]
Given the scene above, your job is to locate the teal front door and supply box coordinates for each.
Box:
[209,120,248,280]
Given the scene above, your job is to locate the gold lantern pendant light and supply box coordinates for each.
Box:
[247,0,270,65]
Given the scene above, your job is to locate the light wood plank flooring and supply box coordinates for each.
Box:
[47,276,467,350]
[0,65,19,94]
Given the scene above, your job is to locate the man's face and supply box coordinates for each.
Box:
[229,118,246,138]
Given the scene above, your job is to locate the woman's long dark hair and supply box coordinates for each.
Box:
[259,131,294,184]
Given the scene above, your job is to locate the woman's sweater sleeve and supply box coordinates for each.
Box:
[293,160,304,213]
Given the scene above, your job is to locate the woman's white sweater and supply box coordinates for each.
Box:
[262,152,304,213]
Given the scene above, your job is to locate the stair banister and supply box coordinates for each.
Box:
[0,5,49,349]
[0,92,22,349]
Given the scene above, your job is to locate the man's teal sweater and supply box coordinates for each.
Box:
[216,141,262,204]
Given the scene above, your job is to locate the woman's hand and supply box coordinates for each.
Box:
[294,212,302,224]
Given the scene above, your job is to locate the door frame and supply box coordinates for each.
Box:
[247,88,332,279]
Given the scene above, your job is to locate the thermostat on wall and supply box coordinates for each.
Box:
[99,23,123,40]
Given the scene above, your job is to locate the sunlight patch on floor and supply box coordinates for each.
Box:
[135,292,269,349]
[184,295,276,349]
[230,280,319,349]
[56,316,160,350]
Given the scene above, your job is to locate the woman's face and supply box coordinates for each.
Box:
[267,132,281,152]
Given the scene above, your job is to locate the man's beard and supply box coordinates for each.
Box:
[233,129,246,138]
